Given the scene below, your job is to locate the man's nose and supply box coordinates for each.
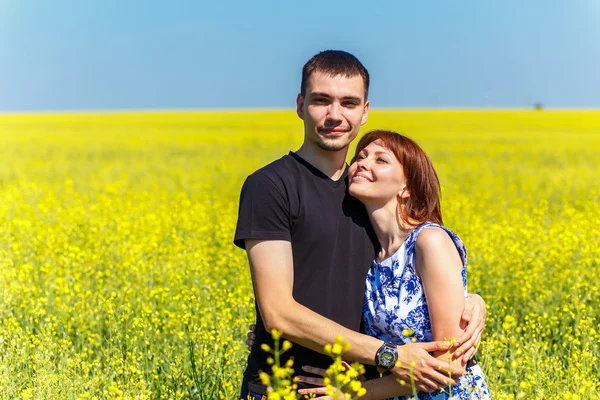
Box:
[327,102,342,121]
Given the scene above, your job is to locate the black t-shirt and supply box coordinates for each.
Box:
[234,152,378,391]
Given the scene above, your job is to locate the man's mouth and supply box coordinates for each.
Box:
[318,127,349,135]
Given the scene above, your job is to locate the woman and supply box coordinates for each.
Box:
[297,130,491,399]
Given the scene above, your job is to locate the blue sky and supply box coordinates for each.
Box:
[0,0,598,111]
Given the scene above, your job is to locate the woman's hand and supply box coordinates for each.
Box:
[455,294,487,362]
[390,341,463,392]
[296,363,359,400]
[295,365,333,398]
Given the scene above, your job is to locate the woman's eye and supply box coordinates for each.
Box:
[377,158,387,163]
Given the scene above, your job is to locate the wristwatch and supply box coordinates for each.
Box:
[375,342,398,370]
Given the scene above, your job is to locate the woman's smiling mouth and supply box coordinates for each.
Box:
[351,173,373,182]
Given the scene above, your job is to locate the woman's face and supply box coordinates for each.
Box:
[348,139,408,205]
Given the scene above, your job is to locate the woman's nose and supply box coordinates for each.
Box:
[356,158,369,170]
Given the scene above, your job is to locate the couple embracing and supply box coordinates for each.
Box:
[234,50,491,399]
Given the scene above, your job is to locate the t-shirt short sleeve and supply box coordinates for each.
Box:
[233,171,291,249]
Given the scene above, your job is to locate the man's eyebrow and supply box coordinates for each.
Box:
[341,96,362,102]
[309,92,362,102]
[310,92,332,98]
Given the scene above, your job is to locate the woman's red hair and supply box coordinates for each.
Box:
[351,130,443,226]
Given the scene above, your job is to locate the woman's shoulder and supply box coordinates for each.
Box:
[410,222,467,265]
[415,224,456,251]
[412,222,463,243]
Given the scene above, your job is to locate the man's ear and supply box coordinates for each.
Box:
[361,100,370,126]
[296,94,304,119]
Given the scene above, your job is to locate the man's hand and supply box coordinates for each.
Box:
[246,324,256,351]
[455,294,487,362]
[391,341,464,393]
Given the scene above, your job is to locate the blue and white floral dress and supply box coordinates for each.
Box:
[363,222,491,400]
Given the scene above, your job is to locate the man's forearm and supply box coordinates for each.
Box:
[247,240,384,366]
[263,299,382,366]
[262,297,464,393]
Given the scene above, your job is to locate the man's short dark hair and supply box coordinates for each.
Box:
[301,50,370,100]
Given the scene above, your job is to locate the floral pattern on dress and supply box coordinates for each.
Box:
[363,222,492,399]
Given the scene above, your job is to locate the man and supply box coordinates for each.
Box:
[234,50,486,399]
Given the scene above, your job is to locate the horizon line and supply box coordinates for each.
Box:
[1,106,600,116]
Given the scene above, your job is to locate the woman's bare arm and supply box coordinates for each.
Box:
[415,228,467,362]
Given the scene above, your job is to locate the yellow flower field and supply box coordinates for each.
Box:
[0,110,598,399]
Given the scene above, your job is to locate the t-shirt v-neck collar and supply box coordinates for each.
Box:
[289,151,348,188]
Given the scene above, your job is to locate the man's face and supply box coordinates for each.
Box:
[297,72,370,152]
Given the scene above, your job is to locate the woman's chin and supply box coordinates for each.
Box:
[348,186,368,202]
[349,187,397,209]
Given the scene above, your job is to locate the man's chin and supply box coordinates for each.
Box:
[316,139,351,152]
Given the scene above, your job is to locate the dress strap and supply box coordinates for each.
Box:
[406,222,468,268]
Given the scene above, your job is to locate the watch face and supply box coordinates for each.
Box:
[380,351,395,367]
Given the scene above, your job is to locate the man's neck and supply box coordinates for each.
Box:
[296,144,349,181]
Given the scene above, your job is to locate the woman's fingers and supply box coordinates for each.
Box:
[456,314,480,345]
[462,346,477,363]
[301,365,327,377]
[418,340,452,353]
[462,330,481,362]
[297,387,333,399]
[296,365,328,389]
[428,367,460,387]
[417,355,462,386]
[249,323,256,332]
[297,385,338,399]
[410,376,440,393]
[393,342,463,392]
[295,375,325,386]
[455,306,484,355]
[455,321,484,358]
[409,357,461,389]
[428,357,465,380]
[297,386,328,395]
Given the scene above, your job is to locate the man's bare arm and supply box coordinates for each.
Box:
[247,239,463,391]
[247,239,382,364]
